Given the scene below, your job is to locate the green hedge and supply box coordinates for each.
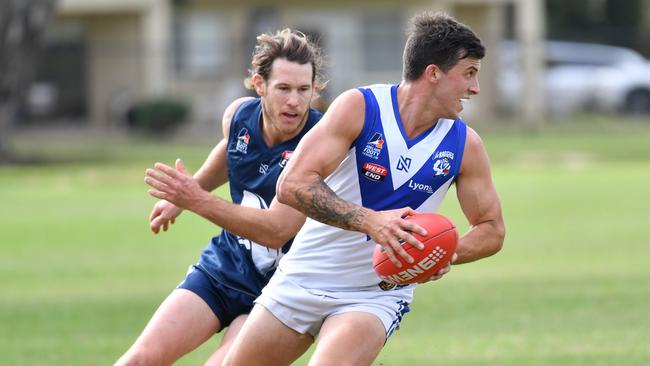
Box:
[126,98,190,134]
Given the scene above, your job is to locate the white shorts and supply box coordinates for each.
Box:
[255,268,412,339]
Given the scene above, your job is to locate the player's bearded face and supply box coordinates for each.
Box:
[260,59,314,135]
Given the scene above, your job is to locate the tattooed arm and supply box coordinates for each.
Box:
[277,89,426,266]
[294,177,368,231]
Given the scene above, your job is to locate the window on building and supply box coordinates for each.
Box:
[173,10,227,77]
[24,20,88,122]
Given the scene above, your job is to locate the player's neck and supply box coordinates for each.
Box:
[396,81,443,138]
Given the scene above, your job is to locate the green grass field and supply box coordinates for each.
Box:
[1,116,649,365]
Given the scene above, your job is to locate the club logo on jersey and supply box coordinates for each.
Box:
[408,180,434,194]
[396,156,412,172]
[378,281,410,291]
[362,132,384,159]
[432,151,454,176]
[362,162,387,181]
[259,163,269,175]
[236,128,250,153]
[433,158,451,176]
[279,150,293,168]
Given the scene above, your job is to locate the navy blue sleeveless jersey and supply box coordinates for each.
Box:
[196,98,322,297]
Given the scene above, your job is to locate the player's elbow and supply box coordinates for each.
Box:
[490,220,506,254]
[260,220,301,249]
[276,173,297,207]
[277,170,322,212]
[266,227,294,249]
[276,184,290,206]
[265,236,288,249]
[245,226,292,250]
[477,219,505,259]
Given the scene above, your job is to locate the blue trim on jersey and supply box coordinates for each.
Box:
[354,86,467,213]
[356,87,381,146]
[355,87,394,208]
[391,84,436,149]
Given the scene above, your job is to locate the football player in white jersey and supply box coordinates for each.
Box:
[222,12,505,366]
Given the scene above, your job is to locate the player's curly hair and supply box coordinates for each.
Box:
[403,12,485,80]
[244,28,327,95]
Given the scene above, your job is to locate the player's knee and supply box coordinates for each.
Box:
[220,352,236,366]
[115,345,167,366]
[221,348,251,366]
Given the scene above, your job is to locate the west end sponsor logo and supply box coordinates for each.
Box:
[362,162,387,181]
[362,132,384,159]
[279,150,293,168]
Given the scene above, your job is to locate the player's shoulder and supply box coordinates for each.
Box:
[329,88,366,113]
[459,125,491,174]
[225,97,256,120]
[226,97,260,119]
[356,83,392,92]
[222,97,257,136]
[322,89,366,127]
[464,125,486,150]
[307,106,324,122]
[305,89,366,142]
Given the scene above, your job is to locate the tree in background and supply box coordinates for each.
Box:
[0,0,57,163]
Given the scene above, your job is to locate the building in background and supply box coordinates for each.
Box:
[31,0,545,137]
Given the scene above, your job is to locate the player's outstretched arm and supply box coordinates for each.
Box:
[146,158,304,248]
[454,127,505,264]
[145,97,251,234]
[276,90,426,267]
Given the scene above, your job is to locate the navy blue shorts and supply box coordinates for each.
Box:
[177,265,257,332]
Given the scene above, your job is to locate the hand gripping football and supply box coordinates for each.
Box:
[373,213,458,284]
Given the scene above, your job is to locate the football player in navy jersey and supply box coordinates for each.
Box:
[222,12,505,366]
[115,29,325,366]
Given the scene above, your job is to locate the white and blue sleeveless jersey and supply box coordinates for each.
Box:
[278,84,466,293]
[197,98,321,296]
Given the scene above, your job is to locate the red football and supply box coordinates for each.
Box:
[372,213,458,284]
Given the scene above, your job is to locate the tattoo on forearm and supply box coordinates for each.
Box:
[294,178,366,231]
